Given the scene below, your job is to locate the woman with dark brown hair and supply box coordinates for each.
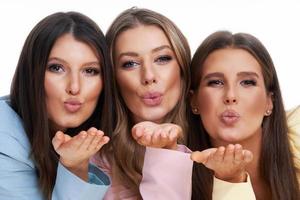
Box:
[0,11,114,199]
[190,31,300,200]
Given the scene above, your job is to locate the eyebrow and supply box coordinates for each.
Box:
[117,45,172,60]
[203,71,259,80]
[203,72,224,80]
[47,57,100,66]
[151,45,172,53]
[237,71,259,78]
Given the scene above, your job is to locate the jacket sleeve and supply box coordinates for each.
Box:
[0,153,43,200]
[0,131,110,200]
[140,146,193,200]
[140,146,256,200]
[53,162,110,200]
[212,175,256,200]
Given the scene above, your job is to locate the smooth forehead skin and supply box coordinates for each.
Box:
[114,25,171,57]
[201,48,263,79]
[49,34,100,64]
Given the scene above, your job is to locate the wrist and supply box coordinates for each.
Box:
[164,142,178,150]
[215,171,247,183]
[60,159,89,181]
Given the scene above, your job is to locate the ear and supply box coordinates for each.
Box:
[190,90,200,115]
[265,92,274,116]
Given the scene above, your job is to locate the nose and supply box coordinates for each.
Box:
[141,62,157,85]
[66,72,80,95]
[223,86,238,105]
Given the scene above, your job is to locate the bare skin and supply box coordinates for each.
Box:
[132,121,253,182]
[52,127,109,181]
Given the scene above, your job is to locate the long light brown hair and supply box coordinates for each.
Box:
[102,7,191,195]
[188,31,300,200]
[10,12,113,199]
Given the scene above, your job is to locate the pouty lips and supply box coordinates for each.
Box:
[64,99,82,113]
[220,110,240,126]
[141,92,163,106]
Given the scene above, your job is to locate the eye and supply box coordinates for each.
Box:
[47,64,64,73]
[241,79,257,87]
[207,79,224,87]
[122,60,139,69]
[155,55,172,64]
[83,67,100,76]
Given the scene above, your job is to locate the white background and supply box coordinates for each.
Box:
[0,0,299,109]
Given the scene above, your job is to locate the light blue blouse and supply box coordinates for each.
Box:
[0,96,110,200]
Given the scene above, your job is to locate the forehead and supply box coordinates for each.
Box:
[202,48,263,76]
[49,34,99,59]
[114,25,171,53]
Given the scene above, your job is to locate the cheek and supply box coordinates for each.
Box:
[245,94,267,120]
[197,89,220,134]
[165,64,181,84]
[168,72,181,93]
[44,76,61,108]
[85,78,103,102]
[116,72,138,99]
[198,89,218,115]
[163,64,182,96]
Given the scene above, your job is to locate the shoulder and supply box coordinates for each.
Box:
[0,96,33,167]
[286,106,300,175]
[0,97,24,133]
[286,105,300,144]
[287,105,300,130]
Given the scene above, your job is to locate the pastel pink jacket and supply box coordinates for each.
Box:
[91,145,193,199]
[92,145,255,200]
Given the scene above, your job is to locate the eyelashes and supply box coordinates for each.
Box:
[47,64,64,73]
[120,55,173,69]
[122,60,139,69]
[155,55,172,64]
[83,68,100,76]
[206,79,257,87]
[207,79,224,86]
[46,63,100,76]
[240,79,257,86]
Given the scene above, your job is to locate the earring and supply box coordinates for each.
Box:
[265,110,272,116]
[192,107,199,114]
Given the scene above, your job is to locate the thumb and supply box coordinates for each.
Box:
[243,150,254,163]
[52,131,64,151]
[191,148,217,163]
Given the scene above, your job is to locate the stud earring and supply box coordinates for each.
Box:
[192,107,199,114]
[265,110,272,116]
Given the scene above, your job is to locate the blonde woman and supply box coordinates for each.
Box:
[93,8,255,199]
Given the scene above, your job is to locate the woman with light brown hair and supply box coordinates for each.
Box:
[93,8,255,199]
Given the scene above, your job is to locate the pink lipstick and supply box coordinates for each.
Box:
[141,92,162,106]
[220,110,240,126]
[64,99,82,113]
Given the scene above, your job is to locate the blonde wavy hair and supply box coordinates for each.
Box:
[103,7,191,195]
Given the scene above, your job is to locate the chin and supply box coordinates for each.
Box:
[143,112,167,123]
[60,120,83,130]
[217,131,243,144]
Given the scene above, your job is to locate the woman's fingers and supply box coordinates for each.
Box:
[52,131,65,151]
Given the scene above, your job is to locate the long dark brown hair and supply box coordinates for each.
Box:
[10,12,113,199]
[102,7,191,195]
[188,31,300,200]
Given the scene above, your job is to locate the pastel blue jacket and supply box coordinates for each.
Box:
[0,96,110,200]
